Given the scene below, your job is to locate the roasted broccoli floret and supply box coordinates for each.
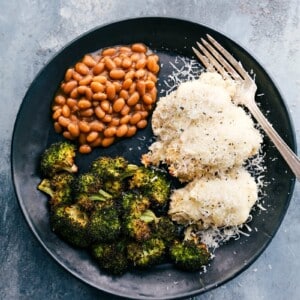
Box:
[40,142,77,177]
[127,238,166,268]
[74,172,114,212]
[37,172,75,207]
[50,204,90,248]
[91,156,128,179]
[122,192,153,241]
[88,203,121,242]
[169,227,211,271]
[153,216,179,244]
[129,167,170,210]
[91,240,128,275]
[75,172,102,195]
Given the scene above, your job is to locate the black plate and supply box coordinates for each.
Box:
[11,17,296,299]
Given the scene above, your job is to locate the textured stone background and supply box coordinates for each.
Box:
[1,0,299,299]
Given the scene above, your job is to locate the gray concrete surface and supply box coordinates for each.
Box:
[1,0,299,299]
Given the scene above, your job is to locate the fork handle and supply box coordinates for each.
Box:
[248,101,300,181]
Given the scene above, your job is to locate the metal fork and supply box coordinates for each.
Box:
[192,34,300,181]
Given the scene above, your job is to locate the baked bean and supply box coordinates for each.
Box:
[90,81,104,93]
[68,122,80,137]
[75,62,89,75]
[119,89,129,100]
[129,82,136,94]
[79,133,87,145]
[101,137,115,147]
[142,93,153,105]
[66,98,77,108]
[79,75,93,86]
[106,84,116,100]
[145,80,155,90]
[52,43,159,152]
[85,87,93,100]
[93,75,107,84]
[79,144,92,154]
[90,121,104,132]
[110,69,125,80]
[136,80,146,95]
[130,53,140,62]
[113,57,122,67]
[95,106,106,119]
[126,126,137,137]
[120,115,131,124]
[104,126,117,137]
[122,57,132,69]
[122,78,133,90]
[58,116,71,128]
[52,108,62,120]
[147,56,160,73]
[136,119,148,129]
[80,108,94,117]
[110,118,120,127]
[70,87,79,98]
[125,70,135,80]
[82,55,96,67]
[78,99,92,109]
[127,92,140,106]
[120,104,130,116]
[90,137,102,148]
[135,69,146,79]
[54,122,62,133]
[119,46,131,53]
[62,105,71,117]
[72,71,83,82]
[77,86,87,94]
[104,57,116,70]
[130,112,142,125]
[102,114,113,123]
[131,43,147,53]
[63,131,75,140]
[113,81,122,93]
[135,58,147,69]
[86,131,99,143]
[65,68,73,81]
[113,98,125,112]
[54,95,66,105]
[63,80,77,94]
[102,48,117,56]
[93,62,105,75]
[100,100,111,112]
[93,92,107,101]
[116,124,128,137]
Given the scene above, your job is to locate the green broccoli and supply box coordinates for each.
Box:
[129,167,170,210]
[169,227,211,271]
[91,156,128,179]
[40,142,77,177]
[74,172,103,195]
[91,240,128,275]
[127,238,166,268]
[50,204,90,248]
[74,172,114,212]
[88,203,121,242]
[122,192,153,241]
[37,172,75,207]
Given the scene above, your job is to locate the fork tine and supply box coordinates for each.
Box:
[195,41,230,79]
[192,46,215,72]
[200,38,241,81]
[206,34,252,81]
